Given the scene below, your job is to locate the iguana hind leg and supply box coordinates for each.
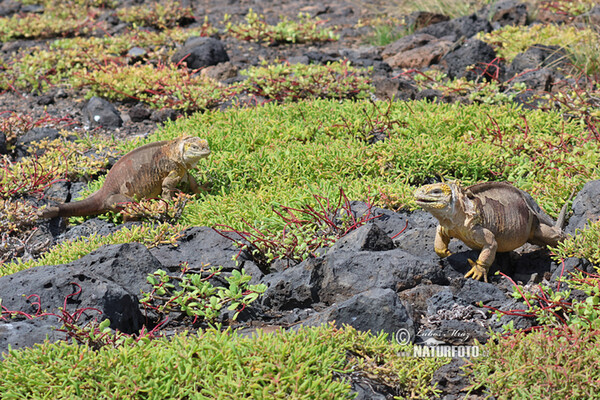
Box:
[530,223,564,247]
[105,193,133,212]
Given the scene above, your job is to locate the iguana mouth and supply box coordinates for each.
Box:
[415,198,439,204]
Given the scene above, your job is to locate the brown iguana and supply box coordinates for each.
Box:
[413,181,568,282]
[39,135,210,218]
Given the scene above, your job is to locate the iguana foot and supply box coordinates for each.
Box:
[464,259,489,283]
[435,247,452,258]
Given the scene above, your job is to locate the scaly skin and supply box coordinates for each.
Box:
[414,181,568,282]
[39,135,210,218]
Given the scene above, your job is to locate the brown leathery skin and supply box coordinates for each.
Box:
[38,136,210,219]
[414,181,567,282]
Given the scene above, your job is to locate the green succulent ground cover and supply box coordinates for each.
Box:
[6,98,596,275]
[0,324,447,399]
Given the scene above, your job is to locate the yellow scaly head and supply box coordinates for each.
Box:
[179,136,210,166]
[414,182,455,210]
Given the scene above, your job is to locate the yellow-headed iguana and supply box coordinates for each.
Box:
[414,181,568,282]
[39,135,210,218]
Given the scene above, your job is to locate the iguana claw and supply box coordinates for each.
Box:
[464,259,489,283]
[435,247,452,258]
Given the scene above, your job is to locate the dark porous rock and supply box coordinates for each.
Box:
[42,180,71,204]
[200,61,238,82]
[0,317,63,358]
[300,288,414,338]
[381,33,438,59]
[551,256,594,281]
[406,11,450,31]
[351,381,390,400]
[328,224,394,253]
[0,0,21,17]
[509,68,557,91]
[304,50,340,64]
[511,90,548,110]
[383,34,452,69]
[373,77,418,101]
[14,127,62,157]
[261,257,322,310]
[415,88,445,102]
[171,37,229,69]
[490,299,535,332]
[318,247,445,305]
[566,180,600,234]
[398,284,454,319]
[0,242,164,353]
[128,104,152,122]
[455,278,508,306]
[149,226,247,272]
[426,288,469,316]
[434,319,489,345]
[83,96,123,128]
[36,93,55,106]
[431,359,471,397]
[346,201,413,240]
[507,44,568,79]
[415,13,492,41]
[16,127,61,147]
[127,46,146,63]
[442,39,501,80]
[395,210,438,256]
[0,132,7,154]
[150,108,178,123]
[340,45,382,61]
[58,218,121,242]
[488,0,528,28]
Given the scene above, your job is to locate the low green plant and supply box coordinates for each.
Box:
[116,193,194,224]
[0,324,447,399]
[479,24,600,74]
[216,189,383,271]
[361,16,408,46]
[76,62,227,111]
[141,265,267,322]
[5,99,599,275]
[239,60,373,102]
[2,25,216,92]
[403,69,528,104]
[0,199,47,263]
[116,0,195,30]
[553,219,600,266]
[224,8,338,44]
[373,0,492,20]
[536,0,597,17]
[467,325,600,399]
[0,0,103,41]
[0,135,115,199]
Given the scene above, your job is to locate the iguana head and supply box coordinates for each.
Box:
[414,182,456,211]
[179,136,210,167]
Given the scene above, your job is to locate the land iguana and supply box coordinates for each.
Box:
[413,181,568,282]
[39,135,210,218]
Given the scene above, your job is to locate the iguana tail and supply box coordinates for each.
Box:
[38,191,106,218]
[556,189,576,229]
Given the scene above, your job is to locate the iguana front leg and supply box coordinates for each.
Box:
[434,225,452,258]
[161,169,185,200]
[181,171,205,194]
[464,227,497,283]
